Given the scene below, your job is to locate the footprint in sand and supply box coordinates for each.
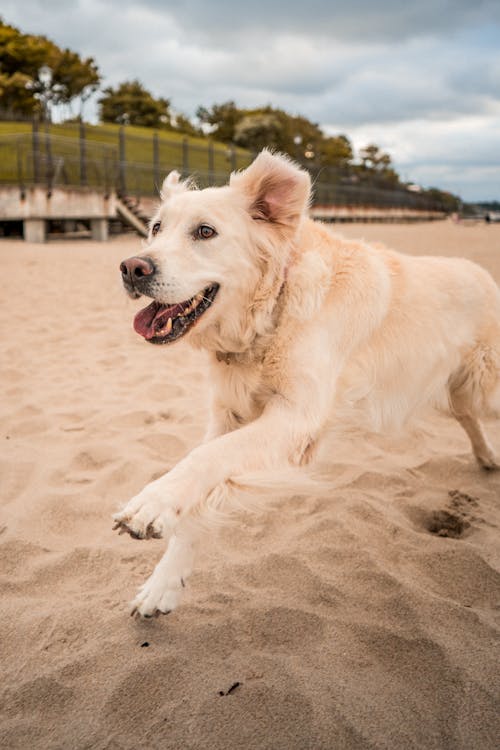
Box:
[49,447,116,488]
[139,432,185,461]
[57,411,90,433]
[71,448,116,472]
[108,410,159,429]
[423,490,480,539]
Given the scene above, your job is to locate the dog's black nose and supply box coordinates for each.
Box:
[120,256,155,281]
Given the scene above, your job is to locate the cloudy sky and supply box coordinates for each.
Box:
[3,0,500,200]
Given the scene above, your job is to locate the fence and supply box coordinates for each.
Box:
[0,122,252,198]
[0,121,447,212]
[0,131,118,195]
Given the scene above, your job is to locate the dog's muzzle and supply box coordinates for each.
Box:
[119,255,220,346]
[120,256,156,298]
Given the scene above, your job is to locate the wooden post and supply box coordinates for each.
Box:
[79,120,87,186]
[16,137,25,194]
[229,144,237,171]
[24,219,46,243]
[208,139,214,185]
[118,126,126,195]
[153,131,160,193]
[32,119,40,184]
[91,218,108,241]
[103,146,110,198]
[45,123,53,194]
[182,137,189,177]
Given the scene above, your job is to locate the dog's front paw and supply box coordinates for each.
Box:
[130,575,185,619]
[112,485,178,540]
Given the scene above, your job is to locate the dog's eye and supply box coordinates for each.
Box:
[151,222,161,237]
[195,224,217,240]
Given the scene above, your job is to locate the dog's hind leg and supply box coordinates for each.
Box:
[452,412,499,470]
[448,345,500,470]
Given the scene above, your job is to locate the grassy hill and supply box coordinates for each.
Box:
[0,121,452,213]
[0,121,253,196]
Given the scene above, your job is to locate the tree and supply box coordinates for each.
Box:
[50,48,100,117]
[233,107,326,162]
[234,112,283,151]
[272,110,324,161]
[99,80,171,128]
[358,143,400,186]
[197,100,325,158]
[319,135,353,169]
[0,20,100,120]
[0,20,47,116]
[196,100,240,142]
[171,111,201,137]
[359,144,392,171]
[196,100,355,170]
[422,187,461,213]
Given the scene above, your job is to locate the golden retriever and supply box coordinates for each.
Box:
[114,150,500,617]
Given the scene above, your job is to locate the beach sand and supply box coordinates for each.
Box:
[1,220,499,749]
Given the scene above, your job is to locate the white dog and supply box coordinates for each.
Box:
[115,150,500,617]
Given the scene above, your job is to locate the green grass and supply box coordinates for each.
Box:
[0,121,448,211]
[0,122,33,136]
[0,121,253,196]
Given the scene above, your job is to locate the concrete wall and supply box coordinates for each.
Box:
[310,205,446,222]
[0,186,116,221]
[135,196,446,225]
[0,186,446,243]
[0,186,118,242]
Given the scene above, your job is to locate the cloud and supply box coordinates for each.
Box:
[100,0,500,43]
[344,110,500,199]
[1,0,499,199]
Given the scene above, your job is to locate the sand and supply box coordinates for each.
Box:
[1,220,499,750]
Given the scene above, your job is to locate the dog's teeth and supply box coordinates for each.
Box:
[157,317,173,335]
[185,295,202,315]
[191,293,203,311]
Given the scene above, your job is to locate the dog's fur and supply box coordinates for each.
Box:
[114,150,500,617]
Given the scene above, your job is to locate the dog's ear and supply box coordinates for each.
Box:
[160,170,194,200]
[230,150,311,227]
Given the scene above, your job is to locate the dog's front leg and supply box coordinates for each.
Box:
[203,404,242,442]
[114,330,337,543]
[130,526,197,617]
[114,331,340,614]
[112,408,239,541]
[113,476,180,541]
[114,395,328,540]
[119,396,324,616]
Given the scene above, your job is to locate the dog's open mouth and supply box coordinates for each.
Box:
[133,284,219,345]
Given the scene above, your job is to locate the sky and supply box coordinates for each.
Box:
[3,0,500,201]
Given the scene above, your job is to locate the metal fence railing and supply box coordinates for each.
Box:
[312,180,440,211]
[0,122,448,213]
[0,133,118,194]
[0,124,251,198]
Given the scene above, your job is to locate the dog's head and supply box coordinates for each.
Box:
[120,150,311,349]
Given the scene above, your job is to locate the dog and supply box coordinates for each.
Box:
[114,150,500,617]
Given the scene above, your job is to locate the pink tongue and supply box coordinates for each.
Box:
[133,300,186,339]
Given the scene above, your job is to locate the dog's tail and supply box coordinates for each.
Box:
[189,467,336,529]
